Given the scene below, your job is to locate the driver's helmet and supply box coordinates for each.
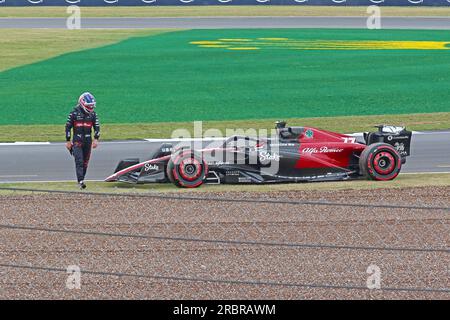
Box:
[78,92,96,113]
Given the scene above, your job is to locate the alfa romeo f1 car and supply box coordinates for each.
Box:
[105,122,412,188]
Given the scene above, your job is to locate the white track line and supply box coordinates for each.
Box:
[411,131,450,135]
[0,179,103,184]
[0,142,51,146]
[402,171,450,175]
[144,131,443,142]
[145,137,226,142]
[0,175,39,178]
[0,130,448,146]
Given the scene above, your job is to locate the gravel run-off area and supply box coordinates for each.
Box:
[0,186,449,299]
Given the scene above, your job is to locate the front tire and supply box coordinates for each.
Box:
[359,143,402,181]
[166,150,208,188]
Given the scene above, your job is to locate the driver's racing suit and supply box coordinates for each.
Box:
[65,106,100,183]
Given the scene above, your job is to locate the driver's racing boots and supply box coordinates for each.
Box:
[79,181,87,190]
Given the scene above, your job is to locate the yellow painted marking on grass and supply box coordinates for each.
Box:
[199,45,229,48]
[257,38,289,41]
[190,41,223,45]
[191,38,450,51]
[227,47,260,50]
[219,38,251,42]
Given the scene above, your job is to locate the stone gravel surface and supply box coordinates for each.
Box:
[0,186,448,299]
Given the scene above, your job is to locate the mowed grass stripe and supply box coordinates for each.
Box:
[0,112,448,142]
[0,28,449,126]
[0,29,175,72]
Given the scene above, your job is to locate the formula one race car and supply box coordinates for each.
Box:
[105,122,412,188]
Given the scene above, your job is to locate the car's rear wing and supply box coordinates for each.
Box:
[364,125,412,158]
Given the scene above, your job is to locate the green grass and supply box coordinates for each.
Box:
[0,112,449,142]
[0,29,175,72]
[0,173,448,195]
[1,6,450,18]
[1,28,450,129]
[1,28,449,142]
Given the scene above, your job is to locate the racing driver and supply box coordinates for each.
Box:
[65,92,100,189]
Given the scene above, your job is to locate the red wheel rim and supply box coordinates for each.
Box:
[179,158,202,181]
[372,151,395,175]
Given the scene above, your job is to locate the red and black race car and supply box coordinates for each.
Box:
[105,122,412,188]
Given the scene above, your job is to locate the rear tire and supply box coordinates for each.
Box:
[359,143,402,181]
[166,150,208,188]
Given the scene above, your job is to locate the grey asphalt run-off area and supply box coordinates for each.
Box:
[0,131,449,183]
[0,16,450,29]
